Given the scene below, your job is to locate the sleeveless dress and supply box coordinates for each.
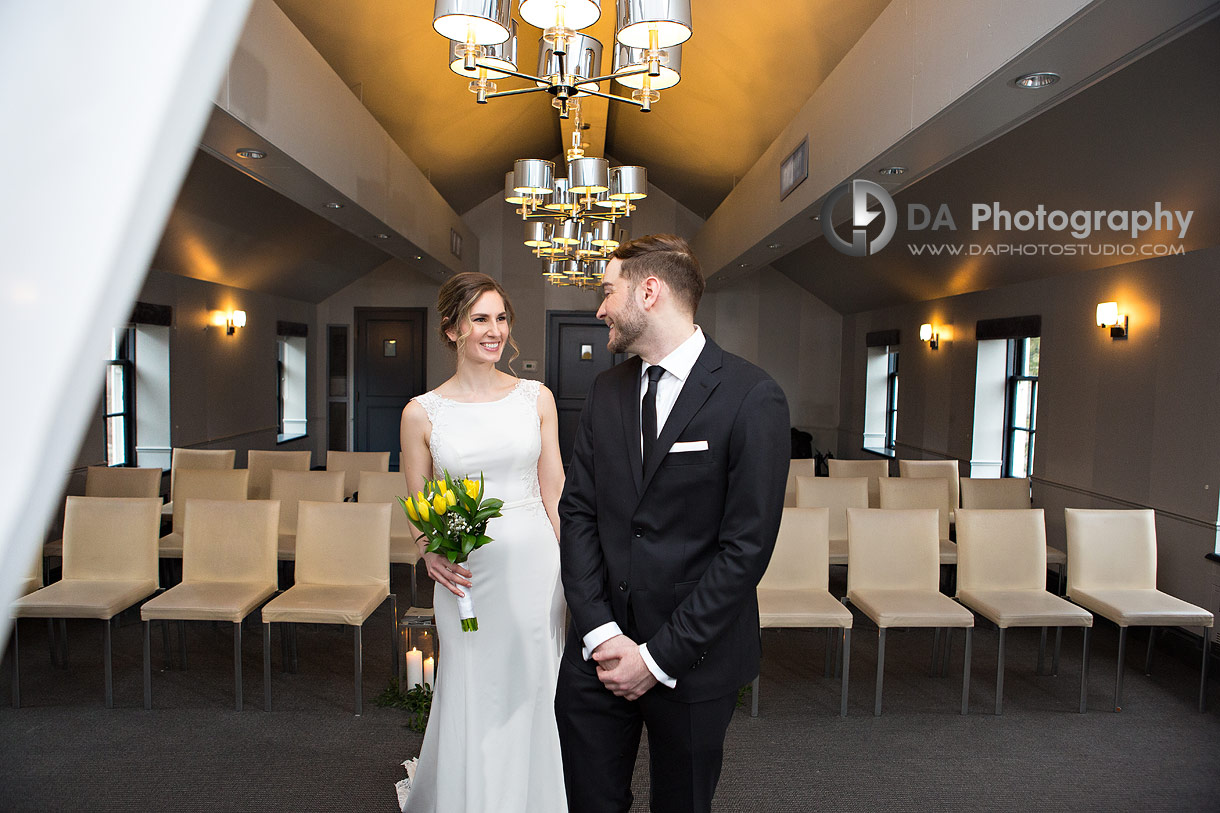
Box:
[400,378,567,813]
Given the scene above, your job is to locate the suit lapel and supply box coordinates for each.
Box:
[618,356,645,495]
[640,341,723,493]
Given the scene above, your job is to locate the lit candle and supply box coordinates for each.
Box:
[406,648,423,688]
[423,656,435,690]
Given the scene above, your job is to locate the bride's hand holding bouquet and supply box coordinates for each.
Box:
[400,471,503,632]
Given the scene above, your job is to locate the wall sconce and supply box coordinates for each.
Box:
[226,310,246,336]
[919,323,939,350]
[1096,302,1128,339]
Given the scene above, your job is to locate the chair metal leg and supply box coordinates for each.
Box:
[46,618,57,666]
[103,618,114,709]
[354,624,363,716]
[1053,626,1063,676]
[750,674,759,718]
[160,620,171,669]
[1199,628,1211,713]
[263,623,272,713]
[1037,627,1047,675]
[143,621,151,710]
[874,628,886,717]
[1144,627,1156,675]
[233,622,243,712]
[58,618,68,667]
[941,627,953,677]
[840,628,851,718]
[961,626,972,715]
[995,627,1006,716]
[1115,626,1128,712]
[1057,563,1066,596]
[10,621,19,709]
[822,627,833,679]
[390,594,400,678]
[1079,626,1091,713]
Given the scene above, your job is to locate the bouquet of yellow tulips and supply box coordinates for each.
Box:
[398,471,503,632]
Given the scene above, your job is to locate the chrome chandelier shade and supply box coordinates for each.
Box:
[433,0,692,118]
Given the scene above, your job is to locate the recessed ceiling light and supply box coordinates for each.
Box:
[374,233,389,240]
[1013,71,1060,89]
[324,202,344,209]
[767,243,782,250]
[236,148,265,159]
[738,262,750,268]
[415,255,423,261]
[878,166,906,176]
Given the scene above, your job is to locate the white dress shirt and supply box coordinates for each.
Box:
[582,326,707,689]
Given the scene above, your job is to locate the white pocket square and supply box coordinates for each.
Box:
[670,440,709,453]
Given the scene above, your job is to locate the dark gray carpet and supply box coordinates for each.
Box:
[2,573,1217,812]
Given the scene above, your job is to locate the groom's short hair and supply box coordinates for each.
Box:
[611,234,705,316]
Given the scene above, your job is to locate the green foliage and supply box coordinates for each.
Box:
[376,679,433,732]
[736,682,753,709]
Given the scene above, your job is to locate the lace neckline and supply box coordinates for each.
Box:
[429,378,523,405]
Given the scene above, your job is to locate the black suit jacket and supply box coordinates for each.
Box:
[559,337,790,702]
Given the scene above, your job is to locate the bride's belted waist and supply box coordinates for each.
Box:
[500,496,544,512]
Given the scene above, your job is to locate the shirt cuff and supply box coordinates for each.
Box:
[581,622,623,660]
[639,643,677,689]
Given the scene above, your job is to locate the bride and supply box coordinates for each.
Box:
[397,272,567,812]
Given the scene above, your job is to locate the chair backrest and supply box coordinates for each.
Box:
[246,450,312,500]
[181,499,280,587]
[327,450,391,499]
[84,466,161,498]
[270,469,346,535]
[878,477,950,540]
[955,508,1047,594]
[899,459,960,510]
[846,508,941,594]
[960,477,1030,509]
[21,545,42,595]
[356,471,414,539]
[295,501,392,589]
[170,448,236,500]
[1064,508,1157,594]
[760,507,831,592]
[171,469,249,535]
[827,459,889,508]
[794,476,867,541]
[61,496,161,583]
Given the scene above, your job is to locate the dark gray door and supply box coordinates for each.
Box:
[355,308,426,470]
[546,311,626,464]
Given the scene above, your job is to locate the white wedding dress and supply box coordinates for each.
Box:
[400,378,567,813]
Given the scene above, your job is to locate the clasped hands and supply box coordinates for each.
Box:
[592,634,657,701]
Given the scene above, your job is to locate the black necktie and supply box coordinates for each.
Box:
[641,365,665,470]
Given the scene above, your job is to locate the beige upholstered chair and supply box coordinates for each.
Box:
[20,547,43,597]
[246,450,312,500]
[878,478,956,565]
[326,450,390,500]
[12,497,160,708]
[357,471,421,603]
[753,508,854,717]
[960,478,1066,593]
[955,509,1093,714]
[783,458,817,507]
[43,466,163,565]
[828,459,889,508]
[269,470,345,561]
[159,469,250,559]
[261,500,393,715]
[163,448,236,517]
[899,459,961,523]
[1065,508,1213,713]
[795,476,868,567]
[846,507,974,716]
[140,499,280,711]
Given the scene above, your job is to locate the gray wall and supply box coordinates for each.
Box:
[839,245,1220,610]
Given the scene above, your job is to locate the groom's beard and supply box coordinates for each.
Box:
[607,295,646,355]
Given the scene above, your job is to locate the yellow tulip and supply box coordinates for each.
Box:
[432,494,447,515]
[416,495,430,521]
[436,479,450,495]
[403,498,419,522]
[446,490,457,507]
[464,479,479,499]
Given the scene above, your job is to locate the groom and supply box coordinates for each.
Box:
[557,234,789,813]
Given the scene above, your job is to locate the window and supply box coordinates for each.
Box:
[278,321,308,442]
[863,330,900,455]
[1004,337,1039,478]
[884,350,899,451]
[104,327,135,466]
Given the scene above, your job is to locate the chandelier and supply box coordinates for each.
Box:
[432,0,691,119]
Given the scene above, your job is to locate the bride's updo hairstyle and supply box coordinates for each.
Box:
[437,272,520,371]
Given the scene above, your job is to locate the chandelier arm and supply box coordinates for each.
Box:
[582,66,649,85]
[573,86,645,106]
[472,61,551,85]
[484,85,552,99]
